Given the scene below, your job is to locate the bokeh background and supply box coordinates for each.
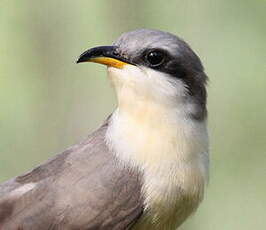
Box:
[1,0,265,229]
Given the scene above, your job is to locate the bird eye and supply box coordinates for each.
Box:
[145,50,165,67]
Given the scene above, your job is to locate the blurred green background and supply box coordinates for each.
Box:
[1,0,265,229]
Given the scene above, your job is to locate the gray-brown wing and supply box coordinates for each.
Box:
[0,122,143,230]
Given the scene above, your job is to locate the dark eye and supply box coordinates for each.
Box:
[145,50,165,67]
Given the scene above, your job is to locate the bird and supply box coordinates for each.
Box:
[0,29,209,230]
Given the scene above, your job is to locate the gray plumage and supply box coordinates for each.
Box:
[113,29,207,120]
[0,120,143,230]
[0,29,208,230]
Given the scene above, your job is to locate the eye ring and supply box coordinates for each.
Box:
[145,50,165,67]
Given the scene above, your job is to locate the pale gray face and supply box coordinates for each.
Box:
[113,29,203,72]
[113,29,208,120]
[77,29,208,120]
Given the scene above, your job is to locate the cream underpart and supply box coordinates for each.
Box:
[106,65,209,229]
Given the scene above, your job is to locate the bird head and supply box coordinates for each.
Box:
[77,29,207,120]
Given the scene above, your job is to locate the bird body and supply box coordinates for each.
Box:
[0,122,143,229]
[0,29,209,230]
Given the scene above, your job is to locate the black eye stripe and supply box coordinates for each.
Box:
[145,50,165,67]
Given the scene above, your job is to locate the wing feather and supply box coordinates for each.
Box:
[0,119,143,230]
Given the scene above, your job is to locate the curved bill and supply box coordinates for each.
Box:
[76,46,132,69]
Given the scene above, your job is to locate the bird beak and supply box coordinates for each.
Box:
[76,46,131,69]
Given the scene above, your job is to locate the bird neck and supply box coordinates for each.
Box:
[106,97,209,228]
[106,91,208,178]
[106,65,208,184]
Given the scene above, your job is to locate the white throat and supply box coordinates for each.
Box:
[105,65,209,228]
